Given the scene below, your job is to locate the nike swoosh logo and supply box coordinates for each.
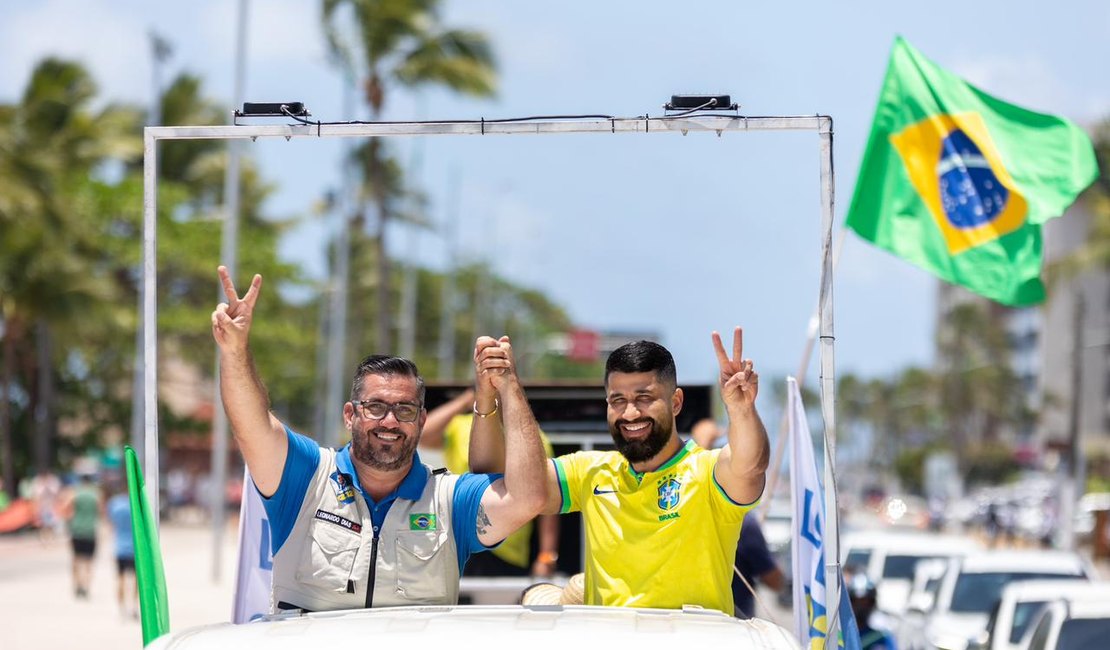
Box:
[593,486,618,495]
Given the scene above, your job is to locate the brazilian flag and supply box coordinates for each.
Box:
[846,36,1099,306]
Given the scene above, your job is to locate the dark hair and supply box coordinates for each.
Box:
[604,340,676,389]
[350,355,425,404]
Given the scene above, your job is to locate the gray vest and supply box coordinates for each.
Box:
[271,447,461,612]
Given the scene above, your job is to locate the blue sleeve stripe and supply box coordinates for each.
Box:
[712,470,764,508]
[261,427,320,554]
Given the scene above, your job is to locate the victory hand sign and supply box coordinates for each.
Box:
[713,326,759,413]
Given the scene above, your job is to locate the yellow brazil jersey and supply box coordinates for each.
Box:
[553,440,756,613]
[443,414,555,568]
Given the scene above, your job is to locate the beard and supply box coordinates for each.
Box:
[351,425,419,471]
[609,416,673,463]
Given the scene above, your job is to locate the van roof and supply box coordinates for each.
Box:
[146,605,802,650]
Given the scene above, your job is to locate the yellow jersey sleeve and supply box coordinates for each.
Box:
[706,448,761,522]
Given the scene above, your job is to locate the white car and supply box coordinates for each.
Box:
[899,550,1091,650]
[841,530,981,615]
[1016,590,1110,650]
[144,605,803,650]
[976,580,1110,650]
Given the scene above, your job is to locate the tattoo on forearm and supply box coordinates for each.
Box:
[476,504,492,537]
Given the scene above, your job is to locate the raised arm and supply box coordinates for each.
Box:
[211,266,287,496]
[473,337,548,547]
[420,389,474,450]
[466,337,508,473]
[711,327,770,505]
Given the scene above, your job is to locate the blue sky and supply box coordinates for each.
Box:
[3,0,1107,395]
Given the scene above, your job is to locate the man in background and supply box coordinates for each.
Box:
[106,478,137,618]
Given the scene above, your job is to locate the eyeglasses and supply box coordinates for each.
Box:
[352,400,422,423]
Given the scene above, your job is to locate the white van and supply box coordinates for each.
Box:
[145,605,803,650]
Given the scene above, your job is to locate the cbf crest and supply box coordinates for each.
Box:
[329,470,356,505]
[656,473,681,511]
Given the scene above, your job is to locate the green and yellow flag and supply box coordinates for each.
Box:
[125,446,170,645]
[846,36,1099,305]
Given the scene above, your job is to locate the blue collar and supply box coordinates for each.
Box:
[335,444,428,507]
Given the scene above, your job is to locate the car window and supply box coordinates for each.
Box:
[1056,618,1110,650]
[846,549,871,575]
[1026,610,1053,650]
[1009,601,1047,643]
[882,555,937,580]
[950,573,1082,614]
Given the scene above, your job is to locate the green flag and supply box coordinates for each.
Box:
[846,36,1099,305]
[125,446,170,645]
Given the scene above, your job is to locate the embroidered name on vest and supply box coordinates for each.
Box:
[314,509,362,533]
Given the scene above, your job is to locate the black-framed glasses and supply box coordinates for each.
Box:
[352,400,422,423]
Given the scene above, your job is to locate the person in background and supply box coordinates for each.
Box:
[106,478,137,618]
[847,573,897,650]
[691,417,784,618]
[60,472,101,599]
[423,388,561,578]
[30,469,63,541]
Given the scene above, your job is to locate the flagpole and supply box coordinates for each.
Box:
[816,118,842,647]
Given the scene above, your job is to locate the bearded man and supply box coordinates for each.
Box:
[475,328,769,613]
[211,266,547,613]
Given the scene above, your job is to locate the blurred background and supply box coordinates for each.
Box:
[1,2,1109,649]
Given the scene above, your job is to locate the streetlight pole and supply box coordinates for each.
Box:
[211,0,249,581]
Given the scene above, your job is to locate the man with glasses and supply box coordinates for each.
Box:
[211,266,548,613]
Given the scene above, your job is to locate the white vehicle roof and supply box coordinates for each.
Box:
[999,579,1110,604]
[145,605,802,650]
[957,550,1088,575]
[843,530,980,552]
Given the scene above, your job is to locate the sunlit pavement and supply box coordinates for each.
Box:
[0,519,238,650]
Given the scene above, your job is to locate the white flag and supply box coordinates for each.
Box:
[788,377,860,650]
[232,466,273,623]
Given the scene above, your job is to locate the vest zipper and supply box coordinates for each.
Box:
[364,525,380,608]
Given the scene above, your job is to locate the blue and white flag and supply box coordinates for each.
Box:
[788,378,861,650]
[232,466,272,623]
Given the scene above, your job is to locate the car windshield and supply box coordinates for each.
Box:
[1056,618,1110,650]
[883,555,938,580]
[950,573,1081,614]
[846,549,871,574]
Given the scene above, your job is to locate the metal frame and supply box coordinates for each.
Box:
[141,113,840,642]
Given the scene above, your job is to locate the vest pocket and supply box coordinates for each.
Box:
[394,531,449,601]
[297,520,361,592]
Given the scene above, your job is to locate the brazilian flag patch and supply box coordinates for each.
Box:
[409,514,436,530]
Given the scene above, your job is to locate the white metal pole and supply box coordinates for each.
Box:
[211,0,249,582]
[437,170,460,381]
[816,120,841,648]
[322,72,357,448]
[142,128,160,521]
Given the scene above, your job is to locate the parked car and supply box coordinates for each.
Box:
[1016,589,1110,650]
[144,604,803,650]
[897,550,1091,650]
[841,530,981,615]
[975,580,1110,650]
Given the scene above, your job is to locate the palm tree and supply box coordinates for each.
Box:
[0,59,140,494]
[322,0,497,351]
